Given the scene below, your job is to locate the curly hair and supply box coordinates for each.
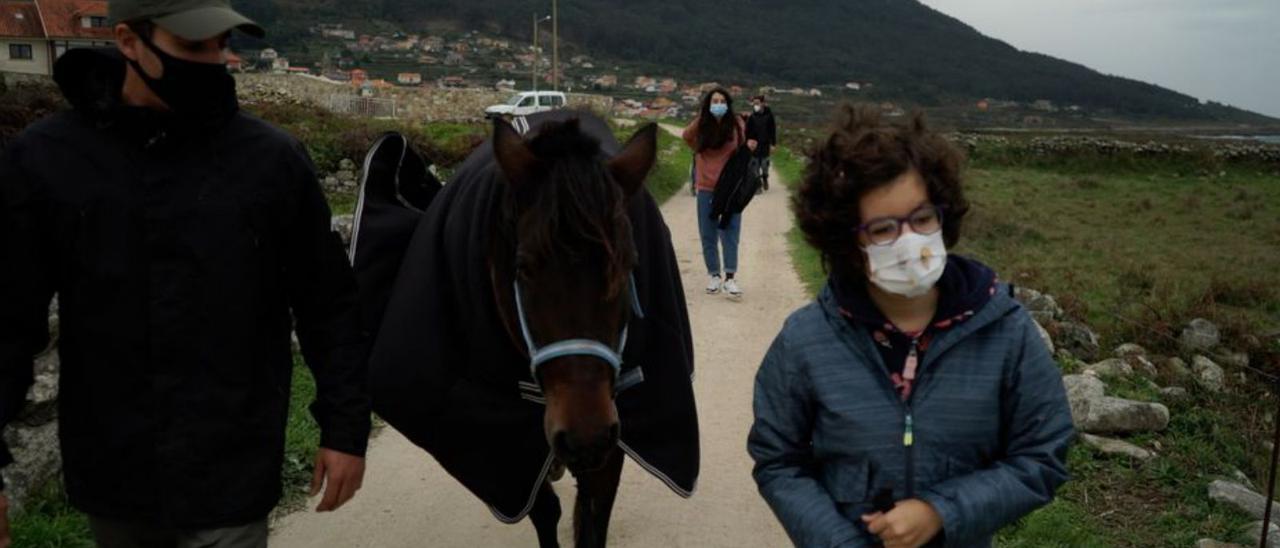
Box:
[696,87,740,152]
[793,103,968,280]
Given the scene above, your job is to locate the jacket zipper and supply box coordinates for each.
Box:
[903,338,920,498]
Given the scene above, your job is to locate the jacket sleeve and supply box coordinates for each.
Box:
[0,141,56,491]
[918,311,1074,545]
[285,142,372,457]
[748,331,874,548]
[768,113,778,146]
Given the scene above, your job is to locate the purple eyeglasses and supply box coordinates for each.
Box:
[857,204,945,246]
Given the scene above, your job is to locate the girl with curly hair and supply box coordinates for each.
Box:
[748,104,1074,548]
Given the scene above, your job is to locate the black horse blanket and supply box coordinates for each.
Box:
[358,111,699,522]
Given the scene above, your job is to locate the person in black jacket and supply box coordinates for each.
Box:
[745,95,778,192]
[0,1,371,546]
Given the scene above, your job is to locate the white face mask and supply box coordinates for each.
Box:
[863,230,947,298]
[753,105,763,113]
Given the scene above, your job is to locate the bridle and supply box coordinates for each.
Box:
[513,273,645,389]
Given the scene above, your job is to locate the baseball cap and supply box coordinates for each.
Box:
[109,0,266,40]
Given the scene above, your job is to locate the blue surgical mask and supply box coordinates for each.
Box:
[710,104,728,118]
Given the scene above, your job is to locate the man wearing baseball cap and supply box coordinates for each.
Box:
[0,2,370,546]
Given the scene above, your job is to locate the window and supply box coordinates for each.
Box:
[82,16,108,28]
[9,44,33,60]
[549,95,565,107]
[518,96,536,107]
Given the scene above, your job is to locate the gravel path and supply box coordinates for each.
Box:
[270,126,807,547]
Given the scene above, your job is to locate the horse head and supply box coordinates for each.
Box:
[493,117,657,473]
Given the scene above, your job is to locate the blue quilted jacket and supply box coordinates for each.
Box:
[748,282,1073,547]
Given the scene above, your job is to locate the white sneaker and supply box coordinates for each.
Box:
[705,275,722,294]
[724,278,742,297]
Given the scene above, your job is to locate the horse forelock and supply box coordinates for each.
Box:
[507,119,636,301]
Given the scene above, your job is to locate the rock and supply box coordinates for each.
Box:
[338,158,357,171]
[1232,468,1256,490]
[1159,386,1188,401]
[331,214,355,247]
[1196,539,1244,548]
[1192,355,1226,393]
[1085,358,1132,378]
[1076,396,1169,434]
[1033,320,1055,355]
[1078,433,1154,459]
[1129,355,1159,379]
[1055,321,1101,362]
[1215,350,1250,370]
[19,352,59,426]
[1181,318,1221,353]
[1114,343,1149,360]
[1244,520,1280,547]
[1209,480,1280,520]
[335,169,357,184]
[1063,374,1106,425]
[0,420,61,513]
[1015,287,1065,321]
[1159,357,1193,382]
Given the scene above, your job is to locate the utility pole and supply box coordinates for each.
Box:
[552,0,559,92]
[532,14,550,93]
[532,13,538,93]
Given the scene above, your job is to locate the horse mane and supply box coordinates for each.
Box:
[503,118,636,301]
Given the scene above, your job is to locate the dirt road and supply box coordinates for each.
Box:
[270,127,808,547]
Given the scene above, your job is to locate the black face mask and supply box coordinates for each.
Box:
[127,33,238,125]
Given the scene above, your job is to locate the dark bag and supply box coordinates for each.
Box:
[709,142,762,229]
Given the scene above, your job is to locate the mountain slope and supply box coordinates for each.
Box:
[235,0,1273,123]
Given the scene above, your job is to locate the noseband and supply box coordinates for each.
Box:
[514,273,645,387]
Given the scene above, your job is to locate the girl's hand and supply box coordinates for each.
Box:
[861,499,943,548]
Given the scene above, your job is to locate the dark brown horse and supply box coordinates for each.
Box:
[358,112,698,547]
[489,117,657,547]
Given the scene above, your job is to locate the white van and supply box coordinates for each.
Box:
[484,91,567,118]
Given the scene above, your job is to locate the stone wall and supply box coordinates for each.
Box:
[236,73,613,123]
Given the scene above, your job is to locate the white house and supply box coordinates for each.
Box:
[1,0,113,77]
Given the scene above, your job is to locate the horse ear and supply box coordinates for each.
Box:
[493,117,541,188]
[608,123,658,197]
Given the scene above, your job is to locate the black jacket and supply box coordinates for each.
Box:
[745,107,777,158]
[0,48,371,528]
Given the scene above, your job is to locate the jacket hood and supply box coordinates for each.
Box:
[54,48,128,116]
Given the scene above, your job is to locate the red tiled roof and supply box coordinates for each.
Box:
[37,0,111,39]
[0,2,44,38]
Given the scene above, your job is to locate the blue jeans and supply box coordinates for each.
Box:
[696,190,741,276]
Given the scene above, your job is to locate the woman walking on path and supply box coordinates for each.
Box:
[683,87,755,297]
[748,105,1073,548]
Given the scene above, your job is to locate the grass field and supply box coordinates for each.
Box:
[776,142,1280,546]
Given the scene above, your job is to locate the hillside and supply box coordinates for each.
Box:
[230,0,1275,124]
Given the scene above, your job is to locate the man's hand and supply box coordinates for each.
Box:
[1,492,11,548]
[861,499,943,548]
[747,139,759,152]
[309,448,366,512]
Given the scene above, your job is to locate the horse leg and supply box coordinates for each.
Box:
[529,480,562,548]
[572,448,625,548]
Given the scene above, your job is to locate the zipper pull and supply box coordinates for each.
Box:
[903,412,914,447]
[903,341,919,382]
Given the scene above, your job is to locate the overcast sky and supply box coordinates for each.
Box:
[917,0,1280,118]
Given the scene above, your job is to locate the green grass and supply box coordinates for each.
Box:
[8,480,92,548]
[779,146,1280,546]
[649,128,694,205]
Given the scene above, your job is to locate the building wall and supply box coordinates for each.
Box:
[0,38,52,76]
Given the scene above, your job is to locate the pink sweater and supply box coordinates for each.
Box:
[683,117,746,192]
